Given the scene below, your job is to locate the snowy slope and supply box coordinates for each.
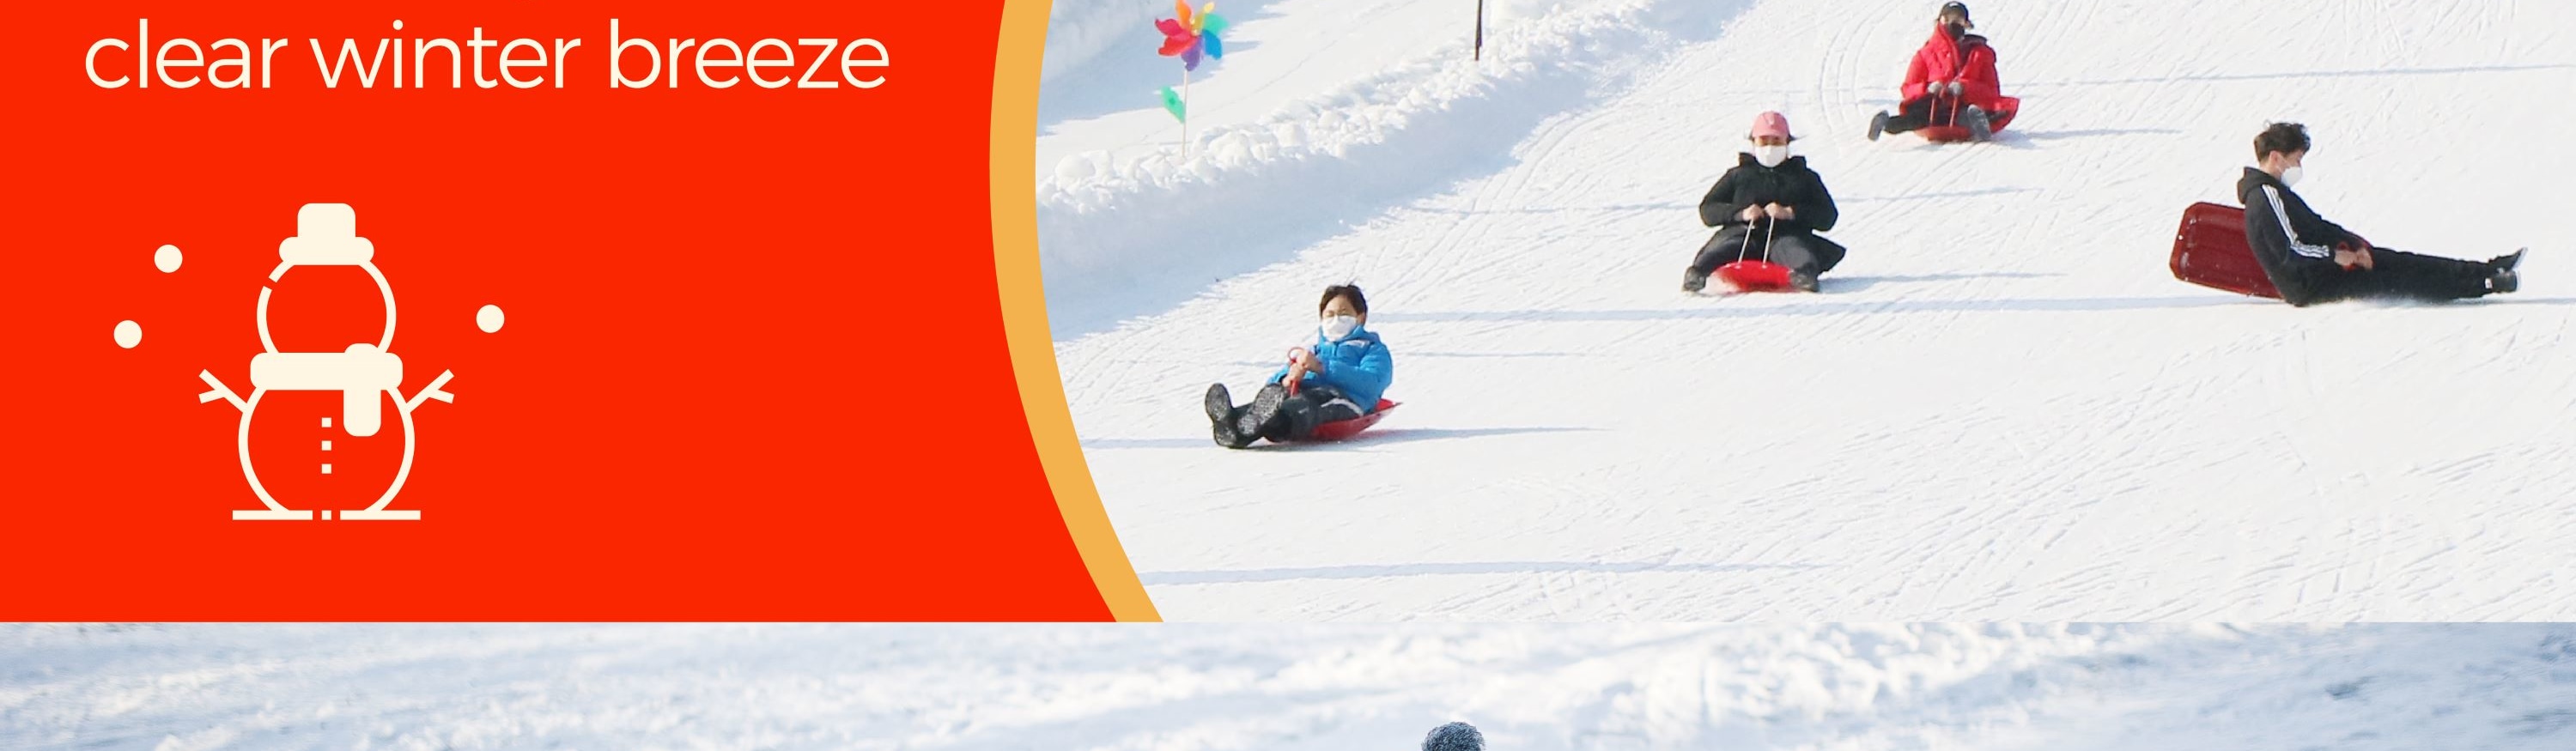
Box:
[1039,0,2576,621]
[8,623,2575,750]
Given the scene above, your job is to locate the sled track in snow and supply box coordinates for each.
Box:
[1047,0,2576,621]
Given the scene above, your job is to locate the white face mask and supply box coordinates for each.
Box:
[1320,315,1360,342]
[2279,166,2304,188]
[1753,144,1791,168]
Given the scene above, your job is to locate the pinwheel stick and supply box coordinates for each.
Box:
[1475,0,1485,61]
[1181,68,1192,158]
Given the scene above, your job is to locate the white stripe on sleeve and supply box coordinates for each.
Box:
[2260,185,2335,259]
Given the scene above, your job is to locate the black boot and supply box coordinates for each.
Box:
[1868,111,1890,142]
[1206,384,1253,448]
[1236,384,1291,444]
[1790,270,1820,293]
[2491,248,2526,271]
[1683,266,1710,294]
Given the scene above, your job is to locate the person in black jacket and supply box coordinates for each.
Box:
[1685,112,1846,294]
[2240,122,2521,306]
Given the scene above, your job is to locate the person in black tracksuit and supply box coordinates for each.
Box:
[1684,112,1847,294]
[2239,123,2521,307]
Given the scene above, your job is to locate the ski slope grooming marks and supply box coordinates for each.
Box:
[9,624,2576,750]
[1036,0,1756,336]
[1042,0,2576,621]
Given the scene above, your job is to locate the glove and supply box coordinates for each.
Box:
[1946,81,1965,97]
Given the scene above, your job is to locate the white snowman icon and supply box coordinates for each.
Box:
[194,203,458,521]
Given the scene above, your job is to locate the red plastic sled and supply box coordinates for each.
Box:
[1715,259,1800,293]
[1917,96,2020,143]
[2169,202,2280,299]
[1285,400,1400,442]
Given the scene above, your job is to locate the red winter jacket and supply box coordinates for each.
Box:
[1901,25,2003,107]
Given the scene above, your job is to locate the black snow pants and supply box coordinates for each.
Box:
[1690,224,1845,278]
[1257,385,1367,441]
[2281,247,2495,306]
[1216,383,1368,446]
[1881,96,1961,134]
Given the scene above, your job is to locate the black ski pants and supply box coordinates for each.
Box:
[1882,95,1964,134]
[2284,247,2494,306]
[1226,384,1368,442]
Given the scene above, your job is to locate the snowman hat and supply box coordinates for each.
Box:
[278,203,375,266]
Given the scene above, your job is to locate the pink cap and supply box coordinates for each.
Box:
[1749,111,1793,140]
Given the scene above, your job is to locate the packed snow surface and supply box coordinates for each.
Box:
[7,623,2576,750]
[1038,0,2576,620]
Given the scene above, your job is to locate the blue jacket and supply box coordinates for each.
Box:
[1271,326,1394,411]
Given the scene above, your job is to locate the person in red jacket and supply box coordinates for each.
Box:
[1868,3,2016,142]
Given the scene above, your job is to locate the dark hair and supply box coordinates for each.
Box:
[2254,122,2310,160]
[1940,2,1971,26]
[1319,284,1369,317]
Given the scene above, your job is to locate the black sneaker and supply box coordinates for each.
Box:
[1790,270,1820,293]
[2489,267,2519,294]
[1236,383,1291,442]
[2491,248,2526,271]
[1964,106,1992,142]
[1682,267,1710,294]
[1868,111,1890,142]
[1206,384,1254,448]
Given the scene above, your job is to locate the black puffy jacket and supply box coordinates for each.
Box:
[1698,154,1842,235]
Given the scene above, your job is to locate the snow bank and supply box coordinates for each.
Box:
[7,624,2573,749]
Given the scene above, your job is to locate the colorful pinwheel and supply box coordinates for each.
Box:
[1155,1,1230,72]
[1153,1,1230,154]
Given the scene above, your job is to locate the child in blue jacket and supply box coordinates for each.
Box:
[1205,284,1394,448]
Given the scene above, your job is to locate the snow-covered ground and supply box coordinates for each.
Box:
[1038,0,2576,621]
[6,623,2573,750]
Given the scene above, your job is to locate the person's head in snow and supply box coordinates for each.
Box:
[1680,112,1846,294]
[1422,722,1484,751]
[1201,284,1396,448]
[2233,121,2523,306]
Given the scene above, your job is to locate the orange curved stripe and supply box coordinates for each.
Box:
[990,0,1162,621]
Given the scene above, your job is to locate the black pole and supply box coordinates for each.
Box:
[1474,0,1485,61]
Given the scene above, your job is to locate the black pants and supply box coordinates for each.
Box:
[1241,384,1368,442]
[2285,247,2494,306]
[1690,226,1844,277]
[1881,96,1961,134]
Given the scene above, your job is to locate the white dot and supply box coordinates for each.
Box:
[477,304,506,333]
[154,245,183,273]
[392,20,404,30]
[114,320,143,348]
